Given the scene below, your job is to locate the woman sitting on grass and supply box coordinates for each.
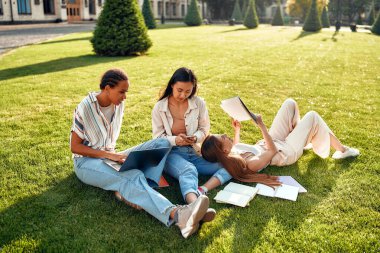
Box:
[201,98,359,185]
[70,68,211,239]
[152,67,232,217]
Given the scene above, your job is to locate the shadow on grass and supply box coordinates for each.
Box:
[219,27,249,33]
[0,155,357,251]
[39,36,93,45]
[0,54,130,82]
[205,154,355,251]
[0,173,194,251]
[321,31,340,42]
[292,30,320,41]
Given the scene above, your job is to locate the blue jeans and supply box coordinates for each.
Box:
[74,138,175,226]
[165,146,232,200]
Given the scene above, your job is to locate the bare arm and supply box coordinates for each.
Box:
[245,115,277,172]
[231,119,241,145]
[70,131,126,163]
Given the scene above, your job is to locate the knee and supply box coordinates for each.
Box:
[304,110,319,119]
[283,98,297,109]
[156,138,171,148]
[121,169,145,180]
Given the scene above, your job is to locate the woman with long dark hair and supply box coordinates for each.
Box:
[152,67,232,220]
[201,98,359,185]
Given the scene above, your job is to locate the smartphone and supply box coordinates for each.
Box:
[185,136,196,141]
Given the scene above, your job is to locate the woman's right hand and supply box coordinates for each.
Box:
[255,114,265,128]
[106,152,127,164]
[175,134,194,146]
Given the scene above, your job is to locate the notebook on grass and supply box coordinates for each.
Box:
[214,182,259,207]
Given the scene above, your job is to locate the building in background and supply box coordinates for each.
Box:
[0,0,206,24]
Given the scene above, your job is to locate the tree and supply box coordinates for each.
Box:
[286,0,329,22]
[272,0,285,26]
[231,0,244,22]
[303,0,322,31]
[185,0,203,26]
[328,0,374,23]
[372,10,380,35]
[91,0,152,56]
[321,5,330,27]
[368,5,375,25]
[356,13,363,24]
[142,0,156,29]
[244,0,259,28]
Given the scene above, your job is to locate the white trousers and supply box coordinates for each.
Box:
[269,99,333,166]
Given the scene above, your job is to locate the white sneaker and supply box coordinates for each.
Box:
[175,195,209,239]
[332,146,360,159]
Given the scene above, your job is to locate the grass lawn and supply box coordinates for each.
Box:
[0,25,379,252]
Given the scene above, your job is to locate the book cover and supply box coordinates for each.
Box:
[220,96,257,123]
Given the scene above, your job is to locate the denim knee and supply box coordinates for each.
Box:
[155,138,171,148]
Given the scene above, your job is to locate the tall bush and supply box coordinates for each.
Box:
[321,5,330,28]
[231,0,244,22]
[91,0,152,56]
[271,0,284,26]
[142,0,156,29]
[368,6,375,25]
[303,0,322,32]
[371,11,380,35]
[244,0,259,29]
[184,0,202,26]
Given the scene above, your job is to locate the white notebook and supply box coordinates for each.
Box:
[214,182,258,207]
[256,183,299,201]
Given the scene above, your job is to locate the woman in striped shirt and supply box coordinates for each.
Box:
[70,69,212,239]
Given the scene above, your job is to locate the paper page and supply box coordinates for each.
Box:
[223,182,258,200]
[220,97,252,121]
[278,176,307,193]
[256,183,276,197]
[214,190,251,207]
[274,184,299,201]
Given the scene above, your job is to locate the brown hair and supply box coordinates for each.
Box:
[201,135,280,186]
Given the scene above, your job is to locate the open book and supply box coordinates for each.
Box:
[103,147,171,188]
[214,182,259,207]
[255,176,306,202]
[220,96,258,123]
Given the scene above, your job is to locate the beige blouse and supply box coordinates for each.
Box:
[152,96,210,147]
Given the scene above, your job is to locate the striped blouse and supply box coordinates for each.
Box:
[71,91,124,157]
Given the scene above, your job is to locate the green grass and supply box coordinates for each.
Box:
[0,25,379,252]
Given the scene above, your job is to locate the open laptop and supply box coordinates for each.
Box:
[104,147,171,188]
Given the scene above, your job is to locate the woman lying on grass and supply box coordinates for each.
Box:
[201,98,359,186]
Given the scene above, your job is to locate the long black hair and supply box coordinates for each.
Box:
[99,69,128,90]
[158,67,198,101]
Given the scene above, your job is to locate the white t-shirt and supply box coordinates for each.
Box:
[100,104,115,123]
[231,143,264,156]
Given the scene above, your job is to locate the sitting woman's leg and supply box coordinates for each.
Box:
[187,149,232,191]
[164,147,199,203]
[269,98,301,141]
[74,157,175,226]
